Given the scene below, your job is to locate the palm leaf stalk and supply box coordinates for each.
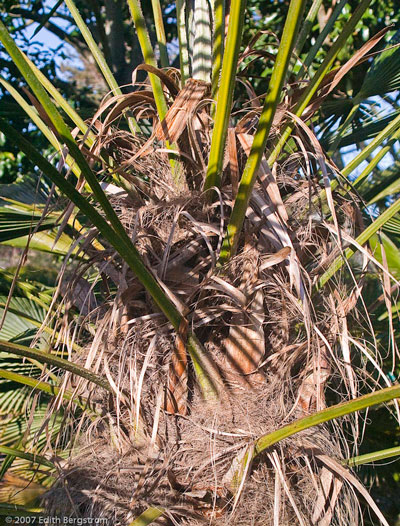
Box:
[340,111,400,181]
[203,0,247,192]
[345,446,400,468]
[254,384,400,456]
[295,0,324,56]
[151,0,169,68]
[31,0,64,39]
[218,0,307,263]
[126,0,168,120]
[128,507,165,526]
[176,0,190,84]
[268,0,373,167]
[296,0,348,78]
[327,101,361,155]
[351,117,400,188]
[211,0,225,103]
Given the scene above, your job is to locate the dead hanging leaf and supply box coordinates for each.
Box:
[259,246,291,271]
[311,466,343,526]
[224,242,265,389]
[237,132,289,223]
[297,348,331,414]
[222,444,254,497]
[101,92,155,132]
[332,289,357,399]
[166,318,189,415]
[135,63,180,98]
[155,78,210,144]
[303,26,392,117]
[227,128,239,197]
[316,453,390,526]
[269,451,307,526]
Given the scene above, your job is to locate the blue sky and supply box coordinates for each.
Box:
[19,2,81,77]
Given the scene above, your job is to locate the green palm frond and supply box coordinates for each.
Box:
[204,0,247,191]
[0,296,45,343]
[380,214,400,237]
[0,355,41,379]
[0,384,31,415]
[0,407,63,448]
[0,269,53,309]
[0,292,49,419]
[356,29,400,101]
[364,163,400,205]
[321,108,400,149]
[0,207,60,243]
[1,230,77,255]
[0,179,52,207]
[0,178,79,255]
[369,233,400,280]
[0,403,65,480]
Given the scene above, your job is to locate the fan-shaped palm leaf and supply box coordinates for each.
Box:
[0,296,46,343]
[356,29,400,101]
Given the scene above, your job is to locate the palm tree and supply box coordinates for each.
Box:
[1,1,400,524]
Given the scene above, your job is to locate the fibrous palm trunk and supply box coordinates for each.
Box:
[42,71,370,526]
